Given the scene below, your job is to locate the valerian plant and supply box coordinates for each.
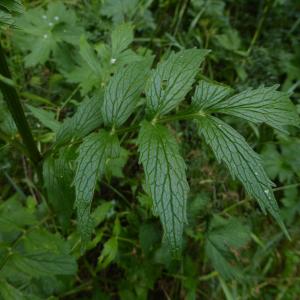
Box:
[46,40,299,257]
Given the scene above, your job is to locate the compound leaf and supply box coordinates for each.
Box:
[102,58,152,127]
[196,116,288,235]
[193,82,300,133]
[138,121,189,254]
[145,49,209,117]
[74,130,120,247]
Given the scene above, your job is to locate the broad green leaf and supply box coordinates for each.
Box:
[0,0,24,14]
[111,23,134,58]
[79,35,101,75]
[102,58,152,127]
[0,279,25,300]
[145,49,209,116]
[193,82,300,133]
[43,147,75,229]
[138,121,189,254]
[55,94,103,145]
[26,104,60,132]
[0,196,36,233]
[206,216,250,280]
[192,80,232,111]
[0,0,24,27]
[4,228,77,278]
[196,116,288,235]
[9,252,76,277]
[14,2,83,66]
[74,130,120,246]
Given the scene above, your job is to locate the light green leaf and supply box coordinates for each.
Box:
[55,94,103,145]
[26,104,60,132]
[9,252,76,277]
[138,121,189,254]
[74,130,120,246]
[111,23,134,58]
[0,197,36,233]
[145,49,209,116]
[194,82,300,133]
[196,116,288,235]
[79,35,101,75]
[206,215,250,280]
[102,58,152,127]
[0,279,25,300]
[98,237,118,269]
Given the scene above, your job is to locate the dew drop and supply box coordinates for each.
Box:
[264,189,269,194]
[48,22,53,27]
[110,58,117,64]
[218,124,222,128]
[43,34,48,39]
[42,15,47,20]
[254,172,258,175]
[54,16,60,21]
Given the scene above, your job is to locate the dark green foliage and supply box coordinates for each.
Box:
[0,0,300,299]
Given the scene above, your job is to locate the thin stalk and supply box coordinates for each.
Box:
[0,43,42,168]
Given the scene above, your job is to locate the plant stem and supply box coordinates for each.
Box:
[246,0,274,57]
[0,42,42,167]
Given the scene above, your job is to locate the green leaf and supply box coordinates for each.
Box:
[14,2,83,66]
[79,35,101,75]
[43,147,75,229]
[0,197,36,233]
[192,80,232,111]
[98,237,118,269]
[206,216,250,279]
[194,82,300,133]
[111,23,134,58]
[9,252,76,277]
[74,130,120,247]
[0,279,26,300]
[102,58,152,127]
[0,0,24,27]
[26,104,60,132]
[196,116,288,236]
[55,94,103,146]
[137,121,189,254]
[145,49,209,117]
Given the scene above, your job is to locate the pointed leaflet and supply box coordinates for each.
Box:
[74,130,120,245]
[111,23,134,58]
[79,35,101,75]
[193,81,300,133]
[55,94,103,145]
[145,49,209,116]
[192,80,233,111]
[102,58,152,127]
[196,116,288,235]
[43,147,75,229]
[138,121,189,254]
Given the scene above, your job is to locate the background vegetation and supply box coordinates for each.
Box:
[0,0,300,299]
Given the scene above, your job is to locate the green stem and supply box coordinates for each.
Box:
[0,42,42,167]
[246,0,274,57]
